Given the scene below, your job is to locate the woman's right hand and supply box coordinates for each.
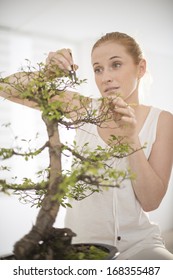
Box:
[45,48,78,78]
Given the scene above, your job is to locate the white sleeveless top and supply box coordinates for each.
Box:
[65,101,164,259]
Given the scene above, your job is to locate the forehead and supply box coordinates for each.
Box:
[91,41,129,64]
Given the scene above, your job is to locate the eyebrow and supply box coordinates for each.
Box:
[110,56,121,60]
[93,55,122,67]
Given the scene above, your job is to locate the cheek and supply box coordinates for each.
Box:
[124,71,138,86]
[128,78,139,93]
[126,78,138,89]
[121,75,138,95]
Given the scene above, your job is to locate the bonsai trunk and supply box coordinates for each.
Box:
[13,114,63,259]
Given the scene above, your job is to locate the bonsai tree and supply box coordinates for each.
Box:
[0,61,139,259]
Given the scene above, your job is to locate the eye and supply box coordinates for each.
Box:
[94,66,103,74]
[112,61,122,69]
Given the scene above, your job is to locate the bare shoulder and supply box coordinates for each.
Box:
[157,109,173,139]
[158,110,173,128]
[159,109,173,120]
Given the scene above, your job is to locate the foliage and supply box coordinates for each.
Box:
[0,60,141,259]
[0,61,137,206]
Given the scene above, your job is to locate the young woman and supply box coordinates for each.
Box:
[0,32,173,259]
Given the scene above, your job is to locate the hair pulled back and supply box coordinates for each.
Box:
[92,32,143,64]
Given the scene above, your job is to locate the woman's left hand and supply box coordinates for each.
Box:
[108,96,138,143]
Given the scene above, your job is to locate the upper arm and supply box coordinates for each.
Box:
[148,111,173,189]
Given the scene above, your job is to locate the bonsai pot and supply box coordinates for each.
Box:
[0,227,119,260]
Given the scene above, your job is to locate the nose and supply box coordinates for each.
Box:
[101,69,114,84]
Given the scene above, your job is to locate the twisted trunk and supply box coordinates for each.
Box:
[13,114,62,259]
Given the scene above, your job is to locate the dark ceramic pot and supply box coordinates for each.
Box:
[0,243,119,260]
[0,228,119,260]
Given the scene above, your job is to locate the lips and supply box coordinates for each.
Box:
[104,87,120,95]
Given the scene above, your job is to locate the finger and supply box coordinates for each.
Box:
[112,96,128,108]
[120,115,137,127]
[55,50,72,71]
[46,49,72,71]
[57,49,79,72]
[114,106,135,118]
[108,96,128,111]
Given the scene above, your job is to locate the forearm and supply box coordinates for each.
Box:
[0,71,90,118]
[0,71,76,108]
[0,71,39,108]
[128,137,166,212]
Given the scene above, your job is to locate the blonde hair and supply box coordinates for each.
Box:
[92,32,143,64]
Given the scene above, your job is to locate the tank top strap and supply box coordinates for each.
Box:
[139,107,162,159]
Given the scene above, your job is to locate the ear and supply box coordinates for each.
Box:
[138,59,146,79]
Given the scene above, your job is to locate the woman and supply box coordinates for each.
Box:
[0,32,173,259]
